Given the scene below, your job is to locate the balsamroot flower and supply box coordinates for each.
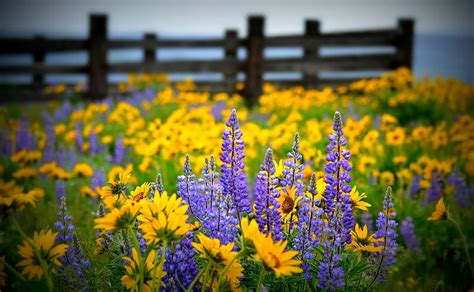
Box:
[192,233,243,290]
[350,186,371,212]
[139,192,192,244]
[253,233,303,278]
[0,180,44,213]
[348,224,382,254]
[16,229,68,280]
[72,163,94,178]
[241,218,303,278]
[220,109,251,215]
[122,248,166,292]
[427,197,446,221]
[369,186,398,285]
[94,200,141,231]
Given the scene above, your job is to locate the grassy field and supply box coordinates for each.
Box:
[1,68,473,291]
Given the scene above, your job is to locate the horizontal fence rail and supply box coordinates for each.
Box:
[0,14,414,104]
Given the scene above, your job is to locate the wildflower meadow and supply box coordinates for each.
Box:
[0,68,473,291]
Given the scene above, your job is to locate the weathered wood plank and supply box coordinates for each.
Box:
[264,54,397,72]
[108,59,243,73]
[0,38,88,54]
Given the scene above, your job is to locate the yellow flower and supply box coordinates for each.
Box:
[121,248,165,292]
[130,183,150,202]
[99,170,131,203]
[139,192,191,244]
[349,224,382,253]
[392,155,407,165]
[101,135,113,144]
[240,217,302,277]
[380,171,395,186]
[11,150,42,165]
[73,163,94,177]
[273,159,284,178]
[386,127,405,146]
[16,229,68,280]
[94,200,141,231]
[192,233,243,290]
[0,181,44,211]
[277,187,302,222]
[13,167,38,179]
[350,186,371,211]
[253,232,302,277]
[81,186,99,198]
[428,197,447,221]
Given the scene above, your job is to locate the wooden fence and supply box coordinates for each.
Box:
[0,14,414,104]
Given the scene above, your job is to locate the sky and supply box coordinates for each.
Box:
[0,0,473,37]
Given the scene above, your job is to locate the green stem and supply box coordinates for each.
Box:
[187,262,207,292]
[256,267,266,291]
[11,216,53,292]
[448,215,473,277]
[126,225,144,292]
[201,263,214,292]
[154,241,167,292]
[4,260,26,281]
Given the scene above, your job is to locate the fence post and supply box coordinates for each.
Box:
[244,15,264,107]
[303,20,320,88]
[144,33,157,65]
[224,30,238,92]
[396,19,414,70]
[88,14,108,99]
[33,36,45,90]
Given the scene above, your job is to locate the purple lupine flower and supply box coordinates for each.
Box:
[163,233,199,290]
[281,133,305,196]
[91,169,105,189]
[56,180,66,204]
[323,111,354,244]
[88,129,98,156]
[15,116,33,151]
[202,189,238,245]
[361,212,374,234]
[426,171,443,204]
[68,147,76,169]
[409,175,422,199]
[400,216,420,254]
[113,135,125,165]
[282,133,306,233]
[254,148,283,241]
[369,186,398,285]
[55,196,74,243]
[0,127,13,157]
[54,100,72,122]
[74,123,84,152]
[135,231,147,254]
[220,109,251,215]
[95,204,113,253]
[56,144,67,168]
[42,113,56,163]
[318,111,354,290]
[151,173,164,197]
[447,168,473,207]
[295,173,323,278]
[55,196,90,284]
[199,155,220,212]
[177,154,205,220]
